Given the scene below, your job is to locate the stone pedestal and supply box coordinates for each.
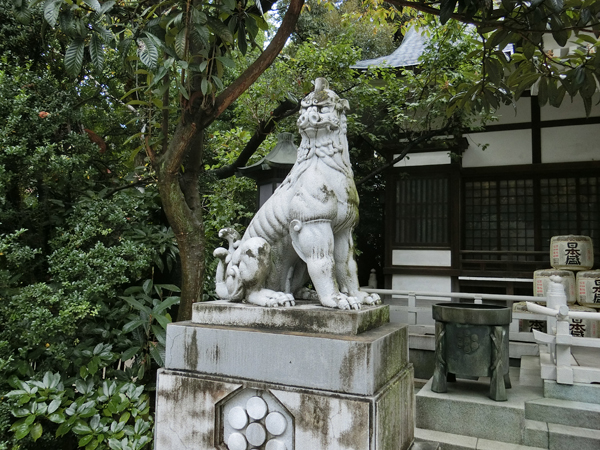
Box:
[155,301,414,450]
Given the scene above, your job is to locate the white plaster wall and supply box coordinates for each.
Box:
[462,130,532,167]
[393,151,451,167]
[391,274,452,293]
[542,124,600,163]
[540,94,600,120]
[392,249,452,267]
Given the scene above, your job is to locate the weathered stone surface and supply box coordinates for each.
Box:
[154,371,241,449]
[165,320,408,396]
[155,367,414,450]
[192,300,390,335]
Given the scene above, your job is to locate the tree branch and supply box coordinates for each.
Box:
[199,0,305,129]
[356,129,443,186]
[386,0,599,34]
[209,97,300,180]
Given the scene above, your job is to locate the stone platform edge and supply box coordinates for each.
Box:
[192,300,390,335]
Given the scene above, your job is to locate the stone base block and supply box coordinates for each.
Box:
[155,366,414,450]
[165,321,408,396]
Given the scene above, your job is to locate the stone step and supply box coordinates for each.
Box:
[416,374,543,445]
[523,419,548,448]
[522,419,600,450]
[543,379,600,403]
[415,428,545,450]
[547,423,600,450]
[524,397,600,430]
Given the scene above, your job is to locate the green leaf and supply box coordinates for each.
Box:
[191,7,207,25]
[221,0,235,11]
[238,22,247,55]
[515,73,540,99]
[201,77,209,95]
[174,28,187,59]
[30,422,43,441]
[88,358,99,375]
[99,0,115,14]
[149,343,165,367]
[548,0,563,13]
[85,438,100,450]
[192,24,209,50]
[484,58,502,85]
[81,0,101,12]
[121,346,141,361]
[486,28,509,50]
[581,69,597,98]
[65,39,85,76]
[123,319,145,333]
[11,419,30,440]
[552,29,569,48]
[12,407,30,418]
[215,56,236,69]
[43,0,61,27]
[583,96,592,117]
[142,279,153,295]
[522,40,535,60]
[153,296,180,315]
[56,421,72,437]
[121,296,152,315]
[440,0,457,24]
[14,7,32,24]
[138,37,158,69]
[79,434,94,447]
[72,420,92,435]
[549,84,566,108]
[207,17,233,44]
[48,412,66,424]
[89,34,104,72]
[153,312,170,329]
[48,398,62,414]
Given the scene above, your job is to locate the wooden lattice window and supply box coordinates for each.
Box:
[464,175,600,260]
[394,176,449,246]
[464,179,535,253]
[540,176,600,252]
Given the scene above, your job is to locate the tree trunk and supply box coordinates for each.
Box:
[156,122,205,322]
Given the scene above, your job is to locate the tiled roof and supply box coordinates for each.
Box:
[350,26,427,69]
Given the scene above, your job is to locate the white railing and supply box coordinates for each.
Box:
[525,279,600,385]
[363,288,550,356]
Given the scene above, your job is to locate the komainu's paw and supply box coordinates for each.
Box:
[355,291,381,306]
[247,289,295,307]
[321,293,361,310]
[294,287,319,301]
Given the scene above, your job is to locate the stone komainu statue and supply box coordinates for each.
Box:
[213,78,380,310]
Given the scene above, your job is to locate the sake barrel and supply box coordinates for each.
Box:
[533,269,576,305]
[576,270,600,307]
[568,305,599,338]
[550,235,594,271]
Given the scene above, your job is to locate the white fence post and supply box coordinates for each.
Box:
[408,292,417,325]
